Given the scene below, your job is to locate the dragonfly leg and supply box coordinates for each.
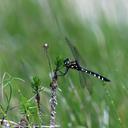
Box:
[57,68,69,76]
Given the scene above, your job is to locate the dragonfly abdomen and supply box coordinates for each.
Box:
[63,58,110,82]
[81,67,110,82]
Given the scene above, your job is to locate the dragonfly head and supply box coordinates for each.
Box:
[63,58,70,67]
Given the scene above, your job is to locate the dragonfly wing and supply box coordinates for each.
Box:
[65,37,94,93]
[65,37,86,64]
[79,72,93,94]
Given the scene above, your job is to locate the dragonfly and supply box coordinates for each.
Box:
[63,58,110,82]
[63,37,110,85]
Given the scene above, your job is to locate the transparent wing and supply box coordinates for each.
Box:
[65,37,86,64]
[65,37,93,93]
[79,72,92,94]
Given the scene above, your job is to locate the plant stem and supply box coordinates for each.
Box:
[49,71,58,128]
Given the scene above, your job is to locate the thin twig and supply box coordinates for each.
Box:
[43,43,60,128]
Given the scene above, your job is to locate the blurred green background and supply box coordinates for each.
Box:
[0,0,128,127]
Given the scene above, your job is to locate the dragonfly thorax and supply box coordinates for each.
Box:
[64,58,81,70]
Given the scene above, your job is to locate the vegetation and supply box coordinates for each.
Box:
[0,0,128,127]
